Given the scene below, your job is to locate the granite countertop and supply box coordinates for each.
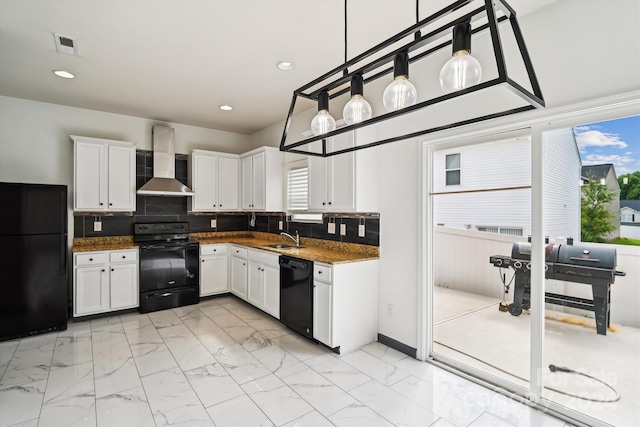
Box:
[193,232,379,265]
[73,232,379,264]
[73,236,138,253]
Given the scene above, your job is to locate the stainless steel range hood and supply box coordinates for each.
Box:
[137,126,194,196]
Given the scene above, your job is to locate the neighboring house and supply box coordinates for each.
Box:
[581,163,621,240]
[620,200,640,223]
[620,200,640,239]
[432,128,581,240]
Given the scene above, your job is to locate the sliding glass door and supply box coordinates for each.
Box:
[424,109,639,427]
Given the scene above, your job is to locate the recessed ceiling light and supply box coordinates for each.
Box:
[276,61,295,71]
[53,70,75,79]
[219,105,233,111]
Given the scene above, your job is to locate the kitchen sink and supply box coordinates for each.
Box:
[264,243,301,250]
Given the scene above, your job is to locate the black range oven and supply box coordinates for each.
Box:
[134,222,199,313]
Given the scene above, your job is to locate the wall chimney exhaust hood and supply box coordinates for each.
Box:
[137,126,195,196]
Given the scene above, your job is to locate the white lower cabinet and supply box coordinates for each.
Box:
[74,249,138,317]
[200,244,228,296]
[247,249,280,318]
[75,266,109,316]
[312,260,379,354]
[109,263,138,310]
[313,277,332,346]
[230,246,248,299]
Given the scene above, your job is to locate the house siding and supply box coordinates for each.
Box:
[542,128,582,240]
[433,132,581,240]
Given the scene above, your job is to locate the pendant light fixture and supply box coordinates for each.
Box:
[342,1,373,125]
[343,74,373,125]
[310,91,336,136]
[282,0,545,157]
[383,51,418,112]
[439,21,482,93]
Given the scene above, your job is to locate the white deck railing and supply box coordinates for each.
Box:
[434,227,640,328]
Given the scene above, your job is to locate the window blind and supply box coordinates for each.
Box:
[287,165,308,211]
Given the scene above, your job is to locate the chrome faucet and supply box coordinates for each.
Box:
[281,231,300,247]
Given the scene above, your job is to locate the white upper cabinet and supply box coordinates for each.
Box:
[72,136,136,212]
[308,132,378,212]
[188,150,239,212]
[308,134,355,211]
[240,147,283,211]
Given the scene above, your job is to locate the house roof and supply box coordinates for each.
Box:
[621,200,640,212]
[581,164,616,181]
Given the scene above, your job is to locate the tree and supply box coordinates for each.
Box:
[618,171,640,200]
[581,179,616,242]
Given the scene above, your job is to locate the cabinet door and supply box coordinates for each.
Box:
[110,263,138,310]
[241,156,254,209]
[193,155,217,211]
[230,256,248,300]
[218,157,239,210]
[252,152,266,210]
[263,265,280,319]
[247,260,264,309]
[75,141,106,210]
[75,266,109,316]
[108,145,136,211]
[313,280,332,346]
[200,255,228,296]
[308,156,327,211]
[327,135,355,211]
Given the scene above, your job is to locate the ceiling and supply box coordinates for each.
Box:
[0,0,556,135]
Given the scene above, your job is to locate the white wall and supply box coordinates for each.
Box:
[0,96,252,187]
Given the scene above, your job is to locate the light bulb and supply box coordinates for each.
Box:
[439,50,482,94]
[383,76,417,112]
[343,95,373,125]
[311,110,336,136]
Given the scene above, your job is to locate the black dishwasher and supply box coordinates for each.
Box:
[279,255,314,340]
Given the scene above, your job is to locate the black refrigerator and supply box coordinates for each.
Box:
[0,182,68,341]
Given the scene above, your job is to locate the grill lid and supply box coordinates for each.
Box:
[511,242,617,270]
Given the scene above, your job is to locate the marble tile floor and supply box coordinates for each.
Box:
[0,296,569,427]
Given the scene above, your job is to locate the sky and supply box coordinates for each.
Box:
[573,115,640,177]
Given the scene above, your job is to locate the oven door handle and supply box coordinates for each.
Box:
[149,288,194,298]
[141,244,196,251]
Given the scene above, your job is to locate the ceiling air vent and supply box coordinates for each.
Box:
[53,33,78,56]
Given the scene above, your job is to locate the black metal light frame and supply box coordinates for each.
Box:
[279,0,544,157]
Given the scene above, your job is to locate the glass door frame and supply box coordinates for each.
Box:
[417,91,639,427]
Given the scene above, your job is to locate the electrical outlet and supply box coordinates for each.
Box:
[93,221,102,232]
[328,222,336,234]
[358,224,365,237]
[340,223,346,236]
[278,220,283,230]
[210,219,217,228]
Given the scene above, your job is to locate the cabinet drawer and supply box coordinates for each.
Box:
[201,244,227,256]
[110,250,138,263]
[314,264,332,282]
[75,252,108,266]
[248,248,279,267]
[230,245,248,258]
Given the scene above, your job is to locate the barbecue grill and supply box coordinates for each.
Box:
[489,242,625,335]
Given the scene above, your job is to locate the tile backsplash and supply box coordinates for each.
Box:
[74,149,379,246]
